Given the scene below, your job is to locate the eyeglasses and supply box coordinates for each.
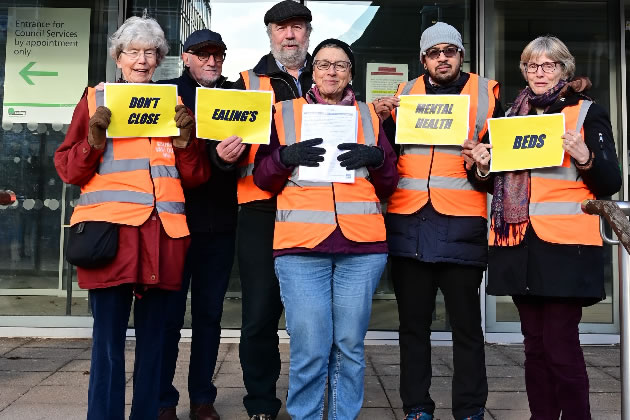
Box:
[190,51,226,63]
[423,46,460,60]
[523,61,562,73]
[313,60,352,72]
[120,49,157,60]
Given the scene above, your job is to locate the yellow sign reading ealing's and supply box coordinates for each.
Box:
[104,83,179,138]
[395,94,470,145]
[196,88,273,145]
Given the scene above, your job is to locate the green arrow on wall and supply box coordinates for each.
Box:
[19,62,59,85]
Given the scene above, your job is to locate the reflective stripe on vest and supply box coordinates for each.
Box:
[70,87,189,238]
[237,70,275,204]
[388,73,497,218]
[528,100,600,245]
[272,98,386,249]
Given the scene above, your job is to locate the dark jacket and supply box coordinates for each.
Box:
[486,91,622,302]
[232,53,313,102]
[385,72,503,268]
[232,53,314,211]
[158,70,238,233]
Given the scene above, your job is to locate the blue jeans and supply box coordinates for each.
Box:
[87,284,169,420]
[275,253,387,420]
[160,232,235,407]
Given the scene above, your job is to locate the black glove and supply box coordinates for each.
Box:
[280,138,326,167]
[337,143,384,170]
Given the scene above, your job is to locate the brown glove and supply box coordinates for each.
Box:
[172,104,194,148]
[88,106,111,149]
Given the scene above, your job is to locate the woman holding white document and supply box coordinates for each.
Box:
[465,35,621,419]
[253,38,398,420]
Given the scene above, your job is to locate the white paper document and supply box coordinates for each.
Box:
[298,104,358,183]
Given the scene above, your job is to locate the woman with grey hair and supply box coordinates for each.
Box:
[465,36,621,418]
[54,16,209,420]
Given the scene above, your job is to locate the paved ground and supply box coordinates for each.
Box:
[0,338,621,419]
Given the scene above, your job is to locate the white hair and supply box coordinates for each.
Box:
[109,16,169,64]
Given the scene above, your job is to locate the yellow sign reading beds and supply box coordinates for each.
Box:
[488,113,566,172]
[196,88,273,145]
[395,94,470,145]
[104,83,179,138]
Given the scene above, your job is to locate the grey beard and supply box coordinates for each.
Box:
[271,44,308,69]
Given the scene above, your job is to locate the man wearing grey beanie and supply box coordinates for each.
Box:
[377,22,503,420]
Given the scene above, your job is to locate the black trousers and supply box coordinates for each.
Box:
[238,206,284,417]
[392,257,487,420]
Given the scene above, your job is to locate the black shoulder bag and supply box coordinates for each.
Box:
[66,222,119,268]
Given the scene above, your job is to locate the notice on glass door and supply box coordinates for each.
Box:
[3,7,91,124]
[365,63,408,103]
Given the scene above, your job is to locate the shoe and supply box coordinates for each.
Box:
[461,408,485,420]
[189,403,220,420]
[249,415,273,420]
[404,408,433,420]
[158,407,179,420]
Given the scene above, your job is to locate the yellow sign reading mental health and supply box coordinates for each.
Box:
[104,83,179,138]
[196,88,273,144]
[488,114,566,172]
[395,94,470,145]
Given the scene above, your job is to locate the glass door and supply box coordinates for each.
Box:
[483,0,623,335]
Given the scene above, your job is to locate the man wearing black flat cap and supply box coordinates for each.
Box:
[157,29,245,420]
[230,2,313,419]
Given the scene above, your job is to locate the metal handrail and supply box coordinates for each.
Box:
[581,199,629,419]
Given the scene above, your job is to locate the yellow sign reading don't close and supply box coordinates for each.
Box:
[488,114,566,172]
[104,83,179,138]
[395,94,470,145]
[196,88,273,145]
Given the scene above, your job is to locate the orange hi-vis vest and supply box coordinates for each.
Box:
[273,98,386,250]
[69,87,189,238]
[490,100,601,247]
[387,73,498,218]
[237,70,275,204]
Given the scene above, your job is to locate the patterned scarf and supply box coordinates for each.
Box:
[306,85,355,106]
[490,80,568,244]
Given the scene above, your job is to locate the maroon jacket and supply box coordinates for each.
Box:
[54,90,210,291]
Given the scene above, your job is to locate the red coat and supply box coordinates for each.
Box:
[54,90,210,290]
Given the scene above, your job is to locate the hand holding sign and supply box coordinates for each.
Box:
[88,106,111,149]
[561,130,590,164]
[172,105,194,148]
[462,139,492,174]
[216,136,246,164]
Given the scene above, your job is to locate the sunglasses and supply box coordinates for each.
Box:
[423,46,461,60]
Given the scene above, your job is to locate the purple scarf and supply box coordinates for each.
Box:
[306,85,355,106]
[491,80,567,244]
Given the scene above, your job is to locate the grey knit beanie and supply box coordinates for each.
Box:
[420,22,465,57]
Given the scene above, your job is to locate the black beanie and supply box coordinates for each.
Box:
[312,38,355,77]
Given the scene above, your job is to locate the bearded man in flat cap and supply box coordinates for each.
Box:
[230,2,314,419]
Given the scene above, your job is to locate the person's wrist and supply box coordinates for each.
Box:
[88,136,105,150]
[475,164,490,179]
[575,152,594,170]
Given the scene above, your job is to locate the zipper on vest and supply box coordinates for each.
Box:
[269,75,299,99]
[149,137,157,211]
[331,184,340,225]
[426,146,435,201]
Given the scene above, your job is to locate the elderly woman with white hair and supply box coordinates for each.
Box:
[54,16,209,419]
[466,36,621,419]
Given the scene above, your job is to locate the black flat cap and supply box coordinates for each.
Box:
[264,0,312,26]
[183,29,226,52]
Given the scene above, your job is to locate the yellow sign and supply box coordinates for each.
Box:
[488,114,566,172]
[395,94,470,145]
[196,88,273,144]
[104,83,179,138]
